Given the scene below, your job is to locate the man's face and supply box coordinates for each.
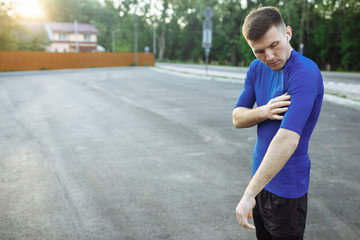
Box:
[247,25,292,71]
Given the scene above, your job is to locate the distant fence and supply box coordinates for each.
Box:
[0,51,154,71]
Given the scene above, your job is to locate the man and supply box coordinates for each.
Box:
[233,7,324,240]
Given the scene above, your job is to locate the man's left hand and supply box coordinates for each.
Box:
[235,195,256,230]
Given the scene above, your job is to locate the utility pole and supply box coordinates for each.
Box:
[134,4,138,66]
[153,22,157,58]
[74,20,79,52]
[112,31,115,52]
[202,7,214,75]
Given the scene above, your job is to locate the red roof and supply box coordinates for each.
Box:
[46,22,98,34]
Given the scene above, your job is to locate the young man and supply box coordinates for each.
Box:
[233,7,323,240]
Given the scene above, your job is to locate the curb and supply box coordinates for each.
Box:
[152,66,360,111]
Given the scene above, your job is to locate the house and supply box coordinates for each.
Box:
[44,21,99,52]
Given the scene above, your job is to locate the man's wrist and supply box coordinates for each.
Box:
[257,105,267,121]
[243,188,257,199]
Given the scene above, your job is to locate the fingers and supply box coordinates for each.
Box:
[271,94,291,104]
[266,94,291,120]
[279,92,290,99]
[236,214,256,230]
[271,107,289,114]
[271,107,289,119]
[244,223,256,230]
[236,207,256,230]
[236,196,256,230]
[271,100,291,109]
[267,105,289,120]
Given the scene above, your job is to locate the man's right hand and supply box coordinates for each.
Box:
[263,93,291,120]
[233,93,291,128]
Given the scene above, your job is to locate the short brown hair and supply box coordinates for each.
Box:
[242,6,286,41]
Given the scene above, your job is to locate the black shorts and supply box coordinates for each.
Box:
[253,189,307,240]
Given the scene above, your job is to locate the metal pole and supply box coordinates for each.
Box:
[206,55,208,75]
[112,31,115,52]
[74,20,79,52]
[134,6,138,66]
[205,48,210,75]
[153,23,156,58]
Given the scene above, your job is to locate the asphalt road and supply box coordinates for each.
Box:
[0,67,359,240]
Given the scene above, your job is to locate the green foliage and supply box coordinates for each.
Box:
[38,0,102,22]
[0,0,359,70]
[17,24,48,51]
[0,1,48,51]
[340,6,360,70]
[0,2,19,50]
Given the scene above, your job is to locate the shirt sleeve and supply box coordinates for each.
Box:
[280,70,320,135]
[235,62,256,109]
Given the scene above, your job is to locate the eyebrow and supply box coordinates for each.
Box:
[254,41,279,52]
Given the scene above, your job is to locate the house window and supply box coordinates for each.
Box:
[60,33,67,41]
[84,34,91,42]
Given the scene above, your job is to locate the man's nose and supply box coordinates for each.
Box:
[265,49,275,61]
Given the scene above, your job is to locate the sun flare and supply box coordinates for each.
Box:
[3,0,45,19]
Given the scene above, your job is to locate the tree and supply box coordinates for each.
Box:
[17,23,48,51]
[157,0,168,59]
[92,0,119,52]
[338,0,360,71]
[0,1,19,50]
[1,0,359,70]
[38,0,101,22]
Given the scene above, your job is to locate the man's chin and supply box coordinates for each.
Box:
[267,62,284,70]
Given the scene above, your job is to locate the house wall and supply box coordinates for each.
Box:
[49,32,98,52]
[0,51,154,71]
[66,33,97,42]
[52,32,97,42]
[48,42,70,52]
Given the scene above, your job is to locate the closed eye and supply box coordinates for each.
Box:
[270,41,279,48]
[254,50,264,54]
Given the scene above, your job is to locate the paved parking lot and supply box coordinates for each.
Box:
[0,67,359,239]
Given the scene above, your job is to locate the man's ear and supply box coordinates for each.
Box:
[286,26,293,40]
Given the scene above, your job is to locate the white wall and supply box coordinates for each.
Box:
[52,32,97,42]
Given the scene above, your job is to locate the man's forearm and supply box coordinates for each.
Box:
[243,128,300,198]
[232,106,267,128]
